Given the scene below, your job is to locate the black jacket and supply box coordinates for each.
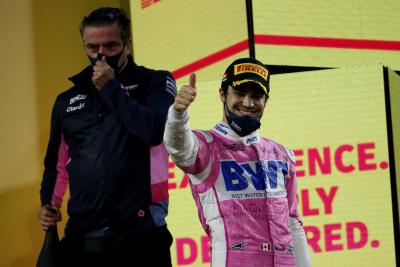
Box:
[40,56,176,234]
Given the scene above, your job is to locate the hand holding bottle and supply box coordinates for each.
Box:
[38,205,61,231]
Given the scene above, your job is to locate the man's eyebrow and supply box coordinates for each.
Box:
[103,41,120,46]
[85,41,120,47]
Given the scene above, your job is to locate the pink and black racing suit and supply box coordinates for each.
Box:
[164,108,311,267]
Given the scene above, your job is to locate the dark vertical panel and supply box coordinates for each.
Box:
[246,0,255,58]
[383,66,400,266]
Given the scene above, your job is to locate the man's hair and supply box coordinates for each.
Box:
[80,7,131,43]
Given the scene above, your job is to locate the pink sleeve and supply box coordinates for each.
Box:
[150,143,169,203]
[50,135,70,208]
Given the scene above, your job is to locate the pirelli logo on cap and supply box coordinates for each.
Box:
[234,63,268,79]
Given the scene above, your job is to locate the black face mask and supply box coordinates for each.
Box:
[88,50,124,72]
[224,103,261,137]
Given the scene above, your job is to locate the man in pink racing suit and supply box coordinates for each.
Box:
[164,58,311,267]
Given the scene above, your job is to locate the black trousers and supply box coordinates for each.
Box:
[60,225,173,267]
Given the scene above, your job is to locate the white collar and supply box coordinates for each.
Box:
[212,121,260,146]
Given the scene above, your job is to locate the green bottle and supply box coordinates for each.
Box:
[36,224,60,267]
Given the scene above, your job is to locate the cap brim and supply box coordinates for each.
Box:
[232,79,269,94]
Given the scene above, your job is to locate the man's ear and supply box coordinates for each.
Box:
[265,94,269,104]
[219,88,226,103]
[126,38,132,54]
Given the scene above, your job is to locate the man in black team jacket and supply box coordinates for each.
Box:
[38,7,176,267]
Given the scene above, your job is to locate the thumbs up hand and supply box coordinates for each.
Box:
[173,73,197,112]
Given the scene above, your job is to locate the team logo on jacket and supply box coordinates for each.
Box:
[223,143,244,151]
[67,94,87,113]
[219,160,288,198]
[69,94,87,105]
[245,135,258,145]
[215,124,228,135]
[260,147,279,158]
[66,102,85,113]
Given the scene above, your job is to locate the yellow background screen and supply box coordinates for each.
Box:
[254,0,400,70]
[130,1,399,266]
[164,66,396,266]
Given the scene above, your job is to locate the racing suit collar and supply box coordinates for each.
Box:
[213,121,260,146]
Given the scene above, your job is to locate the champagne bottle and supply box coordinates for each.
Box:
[36,214,60,267]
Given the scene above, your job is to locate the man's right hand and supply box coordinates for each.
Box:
[173,73,197,112]
[38,204,61,231]
[92,56,115,90]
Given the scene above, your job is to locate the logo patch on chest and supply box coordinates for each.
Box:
[220,160,288,196]
[231,241,248,250]
[69,94,87,105]
[223,143,244,151]
[66,102,85,112]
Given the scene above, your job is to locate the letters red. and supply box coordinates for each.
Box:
[347,221,368,249]
[304,221,371,253]
[325,223,343,251]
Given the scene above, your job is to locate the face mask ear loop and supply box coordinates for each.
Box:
[222,89,230,122]
[223,97,232,126]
